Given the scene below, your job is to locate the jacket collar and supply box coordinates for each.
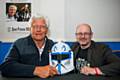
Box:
[73,40,96,66]
[27,35,48,46]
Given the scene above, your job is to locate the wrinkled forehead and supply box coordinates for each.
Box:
[9,7,16,10]
[32,18,46,26]
[76,24,92,33]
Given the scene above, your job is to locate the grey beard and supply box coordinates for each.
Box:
[81,42,90,49]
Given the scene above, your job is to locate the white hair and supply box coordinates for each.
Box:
[9,5,17,10]
[30,13,49,28]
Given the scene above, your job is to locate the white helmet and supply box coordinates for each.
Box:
[49,41,74,74]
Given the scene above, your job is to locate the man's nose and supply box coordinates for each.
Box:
[36,27,42,31]
[81,34,85,38]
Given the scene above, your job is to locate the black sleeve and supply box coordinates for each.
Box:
[99,46,120,76]
[0,44,36,77]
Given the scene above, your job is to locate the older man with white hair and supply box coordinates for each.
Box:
[1,15,57,78]
[6,5,17,21]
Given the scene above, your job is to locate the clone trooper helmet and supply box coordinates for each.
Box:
[49,41,74,75]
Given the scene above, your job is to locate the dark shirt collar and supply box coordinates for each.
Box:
[27,35,48,46]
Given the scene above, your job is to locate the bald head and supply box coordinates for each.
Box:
[76,23,92,33]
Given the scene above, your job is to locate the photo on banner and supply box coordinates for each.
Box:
[5,0,32,33]
[6,3,31,22]
[0,0,32,42]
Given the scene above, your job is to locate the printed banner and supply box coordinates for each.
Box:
[1,0,32,33]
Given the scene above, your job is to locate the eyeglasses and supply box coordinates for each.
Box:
[75,32,92,36]
[32,25,47,30]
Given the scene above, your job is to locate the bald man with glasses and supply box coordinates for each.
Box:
[72,23,120,76]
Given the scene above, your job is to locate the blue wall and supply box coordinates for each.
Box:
[0,42,120,64]
[0,42,12,64]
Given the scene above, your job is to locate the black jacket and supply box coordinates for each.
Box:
[72,41,120,76]
[0,35,54,77]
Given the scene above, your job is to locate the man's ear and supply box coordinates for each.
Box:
[91,32,93,38]
[30,27,32,31]
[46,29,50,37]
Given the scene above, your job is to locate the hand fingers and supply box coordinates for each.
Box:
[80,66,89,75]
[49,66,58,77]
[38,71,49,78]
[50,66,58,74]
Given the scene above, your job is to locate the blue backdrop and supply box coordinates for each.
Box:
[0,42,120,64]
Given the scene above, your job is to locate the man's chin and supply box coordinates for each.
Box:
[80,42,91,48]
[80,42,88,46]
[34,38,44,41]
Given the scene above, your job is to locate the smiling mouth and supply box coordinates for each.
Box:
[36,33,42,35]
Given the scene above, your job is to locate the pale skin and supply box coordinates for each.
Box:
[31,18,57,78]
[8,5,17,17]
[76,24,103,75]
